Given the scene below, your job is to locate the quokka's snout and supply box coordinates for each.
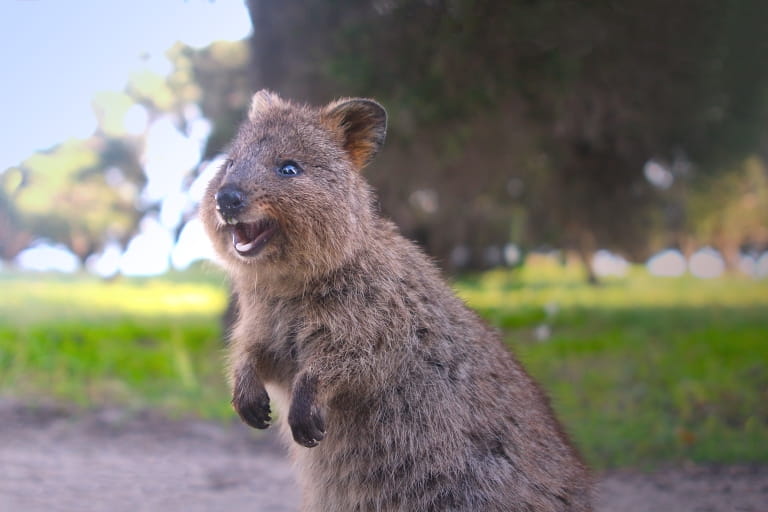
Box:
[210,177,282,259]
[214,184,248,221]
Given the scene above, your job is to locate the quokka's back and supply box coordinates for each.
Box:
[200,90,593,511]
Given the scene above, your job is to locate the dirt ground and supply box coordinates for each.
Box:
[1,400,766,512]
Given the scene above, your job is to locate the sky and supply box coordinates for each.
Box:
[0,0,252,171]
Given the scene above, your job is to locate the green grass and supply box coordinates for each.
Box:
[0,268,232,420]
[1,258,767,469]
[456,257,768,468]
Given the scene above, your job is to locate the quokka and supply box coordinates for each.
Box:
[200,90,592,511]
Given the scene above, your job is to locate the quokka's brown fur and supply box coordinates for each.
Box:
[200,90,593,511]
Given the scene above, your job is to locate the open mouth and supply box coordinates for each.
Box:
[229,218,278,257]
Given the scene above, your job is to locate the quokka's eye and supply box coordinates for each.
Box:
[277,161,303,177]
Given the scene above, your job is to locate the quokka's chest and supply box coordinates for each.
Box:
[251,297,332,379]
[254,318,301,382]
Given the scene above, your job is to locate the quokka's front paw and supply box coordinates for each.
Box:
[232,384,271,430]
[288,402,326,448]
[288,374,326,448]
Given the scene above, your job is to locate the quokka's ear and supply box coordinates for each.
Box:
[249,89,284,121]
[323,98,387,169]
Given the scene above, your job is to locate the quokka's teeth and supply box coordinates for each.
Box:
[226,217,239,225]
[235,241,257,252]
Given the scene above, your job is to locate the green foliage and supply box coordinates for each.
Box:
[2,263,767,468]
[688,156,768,250]
[184,40,251,158]
[12,139,140,260]
[91,91,136,137]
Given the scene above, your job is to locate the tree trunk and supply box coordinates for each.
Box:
[575,227,600,286]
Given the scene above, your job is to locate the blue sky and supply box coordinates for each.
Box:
[0,0,251,171]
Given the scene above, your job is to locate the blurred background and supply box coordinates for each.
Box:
[1,0,767,473]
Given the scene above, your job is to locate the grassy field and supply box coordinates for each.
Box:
[0,269,233,419]
[1,259,766,469]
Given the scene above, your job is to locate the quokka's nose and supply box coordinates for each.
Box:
[215,185,247,218]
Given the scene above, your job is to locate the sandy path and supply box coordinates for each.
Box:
[1,401,766,512]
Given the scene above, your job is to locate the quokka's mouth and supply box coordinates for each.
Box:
[229,218,278,257]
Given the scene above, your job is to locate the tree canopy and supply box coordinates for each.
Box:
[2,2,768,277]
[248,0,768,273]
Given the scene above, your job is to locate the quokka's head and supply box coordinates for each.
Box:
[200,90,387,277]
